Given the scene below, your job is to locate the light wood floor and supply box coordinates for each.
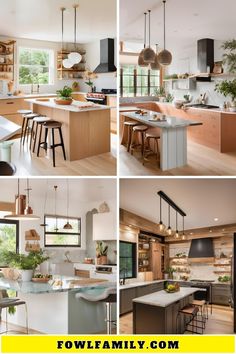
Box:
[120,305,234,334]
[119,140,236,176]
[0,321,42,335]
[8,134,117,176]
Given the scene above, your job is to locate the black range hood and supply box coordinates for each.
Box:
[197,38,214,74]
[94,38,117,74]
[188,237,214,260]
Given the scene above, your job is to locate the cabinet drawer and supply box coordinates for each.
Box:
[212,294,230,305]
[74,269,90,278]
[0,99,29,114]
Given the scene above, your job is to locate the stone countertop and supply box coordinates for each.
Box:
[133,287,203,307]
[122,111,202,129]
[0,277,115,294]
[0,93,56,100]
[26,98,111,112]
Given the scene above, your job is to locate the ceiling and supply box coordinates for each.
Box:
[120,179,236,230]
[0,178,117,203]
[0,0,116,43]
[120,0,236,52]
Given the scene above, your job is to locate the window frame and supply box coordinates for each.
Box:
[18,46,54,86]
[44,214,81,248]
[0,219,19,267]
[120,65,161,97]
[119,240,137,279]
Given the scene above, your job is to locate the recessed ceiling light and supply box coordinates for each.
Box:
[214,217,219,221]
[190,232,193,235]
[209,229,212,233]
[222,228,225,232]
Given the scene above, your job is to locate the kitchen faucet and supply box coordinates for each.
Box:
[120,267,127,285]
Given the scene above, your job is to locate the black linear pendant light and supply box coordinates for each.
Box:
[143,10,156,63]
[138,13,149,67]
[157,0,172,66]
[151,44,161,70]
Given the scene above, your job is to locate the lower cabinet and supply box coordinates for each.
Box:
[212,284,231,306]
[120,282,164,315]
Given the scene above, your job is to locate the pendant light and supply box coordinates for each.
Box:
[54,186,59,232]
[143,10,156,63]
[60,7,73,69]
[157,0,172,66]
[63,179,72,230]
[68,5,82,65]
[167,204,172,235]
[158,195,166,232]
[151,44,161,70]
[175,211,179,239]
[5,179,39,221]
[138,13,149,67]
[40,180,49,227]
[182,216,186,240]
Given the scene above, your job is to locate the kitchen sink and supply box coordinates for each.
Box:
[188,104,220,109]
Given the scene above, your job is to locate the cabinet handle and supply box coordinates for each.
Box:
[6,102,14,105]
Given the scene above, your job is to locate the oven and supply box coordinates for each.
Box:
[85,89,117,105]
[190,281,213,313]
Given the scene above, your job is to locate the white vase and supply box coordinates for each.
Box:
[20,269,33,282]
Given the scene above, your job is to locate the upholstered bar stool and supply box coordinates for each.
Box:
[122,121,140,152]
[0,296,28,334]
[130,125,148,157]
[37,120,66,167]
[30,116,51,152]
[143,132,160,166]
[18,109,32,143]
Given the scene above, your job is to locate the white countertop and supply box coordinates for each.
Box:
[0,116,21,141]
[0,93,56,100]
[26,98,111,112]
[133,287,202,307]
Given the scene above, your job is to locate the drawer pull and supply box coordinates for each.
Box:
[6,102,14,105]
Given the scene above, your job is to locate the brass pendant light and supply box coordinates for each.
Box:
[157,0,172,66]
[167,204,172,236]
[142,10,156,63]
[138,13,149,67]
[5,179,39,221]
[63,179,72,230]
[151,44,161,70]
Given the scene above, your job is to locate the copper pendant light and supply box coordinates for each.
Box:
[138,13,149,67]
[157,0,172,66]
[151,44,161,70]
[63,179,72,230]
[143,10,156,63]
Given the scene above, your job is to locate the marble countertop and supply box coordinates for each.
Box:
[0,277,115,294]
[26,98,111,112]
[0,93,56,100]
[133,287,202,307]
[122,111,202,128]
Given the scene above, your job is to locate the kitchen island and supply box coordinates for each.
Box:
[120,111,201,170]
[0,277,116,334]
[26,98,111,161]
[133,287,202,334]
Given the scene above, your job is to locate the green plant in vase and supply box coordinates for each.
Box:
[55,86,73,105]
[222,39,236,73]
[96,241,108,265]
[84,70,98,92]
[215,79,236,111]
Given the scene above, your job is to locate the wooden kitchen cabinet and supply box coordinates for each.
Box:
[120,287,137,315]
[107,96,117,134]
[212,284,231,306]
[150,242,163,280]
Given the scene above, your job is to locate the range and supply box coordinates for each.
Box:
[86,89,117,105]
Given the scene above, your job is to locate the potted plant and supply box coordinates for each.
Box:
[164,266,176,280]
[2,250,49,282]
[96,242,108,265]
[84,70,98,92]
[155,86,166,102]
[55,86,73,105]
[222,39,236,73]
[215,79,236,111]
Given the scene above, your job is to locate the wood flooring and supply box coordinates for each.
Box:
[9,134,117,176]
[119,305,234,334]
[119,140,236,176]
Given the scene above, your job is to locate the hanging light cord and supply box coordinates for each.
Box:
[66,179,69,222]
[148,10,151,48]
[144,13,147,49]
[61,7,65,51]
[176,211,178,231]
[183,216,185,233]
[168,204,170,227]
[43,180,48,211]
[163,0,166,49]
[160,196,162,221]
[74,5,77,50]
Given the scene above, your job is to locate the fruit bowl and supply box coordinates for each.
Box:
[164,288,180,293]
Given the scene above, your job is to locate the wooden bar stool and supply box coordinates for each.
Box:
[37,120,66,167]
[143,132,160,166]
[130,125,148,157]
[190,299,208,327]
[30,116,51,152]
[21,113,40,145]
[176,304,204,334]
[123,121,139,152]
[18,109,32,143]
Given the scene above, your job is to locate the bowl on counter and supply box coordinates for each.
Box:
[173,100,185,109]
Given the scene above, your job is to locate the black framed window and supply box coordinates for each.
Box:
[44,215,81,247]
[0,219,19,267]
[119,241,137,279]
[120,64,160,97]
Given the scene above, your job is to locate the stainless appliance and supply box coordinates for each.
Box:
[86,89,117,105]
[90,264,117,281]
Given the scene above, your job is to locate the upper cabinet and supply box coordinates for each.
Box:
[93,212,116,240]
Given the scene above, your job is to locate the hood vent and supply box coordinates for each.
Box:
[188,238,214,262]
[94,38,117,73]
[197,38,214,74]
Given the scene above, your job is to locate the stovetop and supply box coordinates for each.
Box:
[190,279,215,283]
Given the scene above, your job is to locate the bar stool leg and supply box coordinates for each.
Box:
[44,128,48,152]
[106,302,112,334]
[141,132,145,157]
[130,129,135,155]
[37,124,43,157]
[5,307,8,333]
[51,128,56,167]
[29,121,35,150]
[22,119,29,146]
[33,123,39,153]
[58,127,66,161]
[20,117,26,143]
[25,303,29,334]
[127,126,132,152]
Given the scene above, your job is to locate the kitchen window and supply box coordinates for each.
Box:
[44,215,81,247]
[119,241,137,279]
[0,219,19,267]
[120,64,160,97]
[18,47,54,85]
